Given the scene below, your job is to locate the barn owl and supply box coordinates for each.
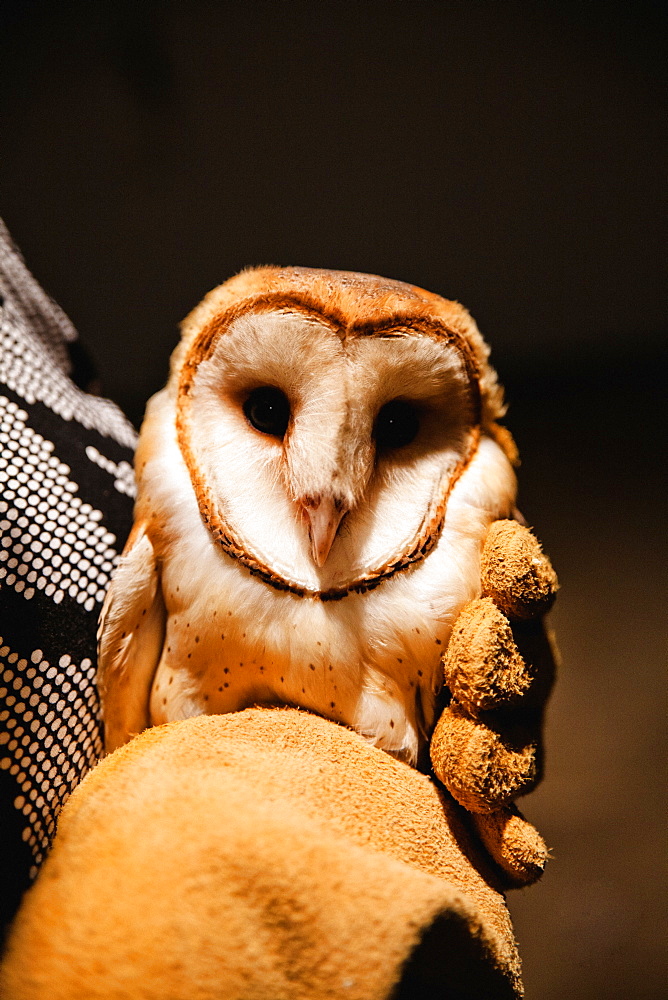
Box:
[98,267,517,763]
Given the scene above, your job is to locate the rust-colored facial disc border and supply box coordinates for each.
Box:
[176,291,483,601]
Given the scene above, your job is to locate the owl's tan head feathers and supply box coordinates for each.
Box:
[175,266,507,430]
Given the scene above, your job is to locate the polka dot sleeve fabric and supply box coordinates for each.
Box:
[0,221,136,934]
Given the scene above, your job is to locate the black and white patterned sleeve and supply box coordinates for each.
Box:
[0,220,137,934]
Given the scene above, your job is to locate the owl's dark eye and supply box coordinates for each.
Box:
[243,386,290,438]
[374,399,420,450]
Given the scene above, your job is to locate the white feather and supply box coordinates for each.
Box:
[97,525,166,752]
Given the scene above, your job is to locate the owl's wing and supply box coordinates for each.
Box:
[97,522,166,753]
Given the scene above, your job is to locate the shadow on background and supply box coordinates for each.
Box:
[1,2,665,997]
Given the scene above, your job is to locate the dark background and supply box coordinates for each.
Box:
[1,2,665,997]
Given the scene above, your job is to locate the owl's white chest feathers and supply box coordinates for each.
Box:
[140,388,515,763]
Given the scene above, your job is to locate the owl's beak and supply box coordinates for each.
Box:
[302,496,347,567]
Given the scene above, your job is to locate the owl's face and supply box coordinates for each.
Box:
[170,268,508,598]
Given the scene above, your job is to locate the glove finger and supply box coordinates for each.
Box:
[444,598,534,714]
[481,519,558,621]
[472,805,549,887]
[430,704,538,813]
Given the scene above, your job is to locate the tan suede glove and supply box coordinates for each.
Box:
[430,519,559,887]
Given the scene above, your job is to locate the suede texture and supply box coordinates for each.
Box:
[0,709,523,1000]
